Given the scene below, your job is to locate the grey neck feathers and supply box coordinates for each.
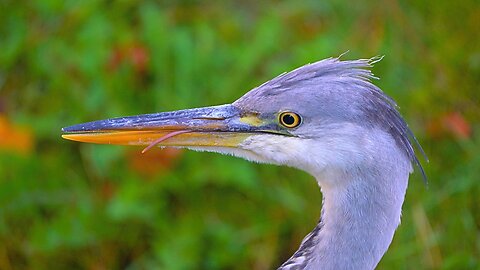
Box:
[278,155,411,270]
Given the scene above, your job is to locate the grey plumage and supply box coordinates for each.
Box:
[235,57,426,180]
[63,56,426,270]
[234,57,426,269]
[279,198,325,270]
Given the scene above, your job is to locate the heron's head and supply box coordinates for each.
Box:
[63,57,424,182]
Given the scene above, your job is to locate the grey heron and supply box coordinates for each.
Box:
[62,57,426,269]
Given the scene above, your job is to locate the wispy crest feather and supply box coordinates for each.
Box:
[244,57,427,181]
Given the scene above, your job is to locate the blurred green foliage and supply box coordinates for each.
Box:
[1,0,479,269]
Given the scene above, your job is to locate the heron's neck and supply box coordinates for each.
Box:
[281,167,410,270]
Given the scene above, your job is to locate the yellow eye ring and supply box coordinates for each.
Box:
[279,112,302,128]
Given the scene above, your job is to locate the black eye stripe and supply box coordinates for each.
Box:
[279,112,302,128]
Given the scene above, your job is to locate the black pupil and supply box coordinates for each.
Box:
[282,114,296,125]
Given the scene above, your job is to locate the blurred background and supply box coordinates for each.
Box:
[1,1,479,269]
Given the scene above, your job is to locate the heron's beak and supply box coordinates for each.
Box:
[62,104,273,152]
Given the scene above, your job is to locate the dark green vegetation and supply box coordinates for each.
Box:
[1,1,479,269]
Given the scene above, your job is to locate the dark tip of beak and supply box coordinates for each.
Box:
[62,116,148,134]
[62,122,100,133]
[62,126,81,133]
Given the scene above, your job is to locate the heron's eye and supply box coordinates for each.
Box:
[279,112,302,128]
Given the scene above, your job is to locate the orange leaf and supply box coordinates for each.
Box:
[0,115,34,155]
[127,148,183,177]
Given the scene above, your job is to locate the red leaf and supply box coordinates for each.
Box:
[442,112,471,140]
